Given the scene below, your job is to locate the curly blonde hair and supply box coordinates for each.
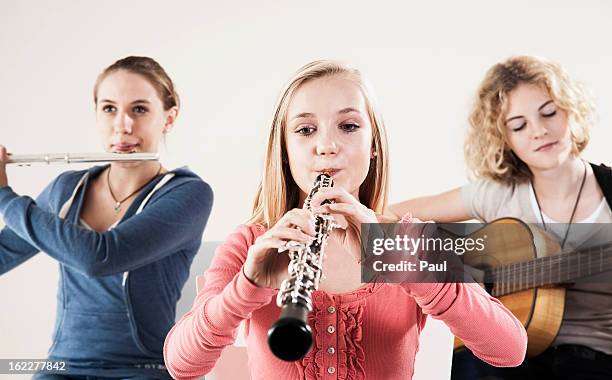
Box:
[465,55,596,184]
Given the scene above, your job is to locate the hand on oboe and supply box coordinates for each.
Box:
[243,209,317,289]
[310,187,378,225]
[0,145,9,188]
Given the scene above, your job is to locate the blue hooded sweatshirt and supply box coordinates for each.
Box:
[0,165,213,379]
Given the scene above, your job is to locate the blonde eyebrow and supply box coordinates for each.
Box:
[505,115,524,123]
[290,107,362,121]
[290,112,316,121]
[338,107,361,114]
[506,100,555,123]
[99,99,151,104]
[538,100,554,111]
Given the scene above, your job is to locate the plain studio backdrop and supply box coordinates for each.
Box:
[1,1,610,379]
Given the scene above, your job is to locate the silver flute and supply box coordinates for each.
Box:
[7,152,159,165]
[267,173,339,362]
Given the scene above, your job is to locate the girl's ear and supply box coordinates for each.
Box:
[163,106,179,134]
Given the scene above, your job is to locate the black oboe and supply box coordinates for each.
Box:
[267,173,338,361]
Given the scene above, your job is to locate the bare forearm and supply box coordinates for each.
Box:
[389,187,471,223]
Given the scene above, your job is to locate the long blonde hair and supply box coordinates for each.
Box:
[249,60,390,227]
[465,55,596,184]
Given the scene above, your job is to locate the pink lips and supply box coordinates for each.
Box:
[112,143,139,153]
[317,168,340,177]
[535,141,557,152]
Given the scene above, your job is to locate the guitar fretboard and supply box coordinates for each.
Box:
[487,242,612,297]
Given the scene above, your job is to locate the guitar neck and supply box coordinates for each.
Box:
[489,242,612,297]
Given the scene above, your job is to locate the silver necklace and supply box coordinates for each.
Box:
[107,164,162,213]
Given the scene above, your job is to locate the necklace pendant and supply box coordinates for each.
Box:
[114,202,121,213]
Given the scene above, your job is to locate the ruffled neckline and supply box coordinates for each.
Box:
[312,281,386,305]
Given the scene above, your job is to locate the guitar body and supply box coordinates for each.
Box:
[453,218,566,357]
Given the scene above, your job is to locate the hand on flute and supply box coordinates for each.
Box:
[0,145,8,188]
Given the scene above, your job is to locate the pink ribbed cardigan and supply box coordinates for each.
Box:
[164,224,527,379]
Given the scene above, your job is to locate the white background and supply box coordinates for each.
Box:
[1,1,611,379]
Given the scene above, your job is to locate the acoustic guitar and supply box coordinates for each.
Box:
[451,217,612,357]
